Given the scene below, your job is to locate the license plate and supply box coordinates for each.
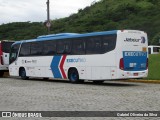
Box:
[134,73,138,76]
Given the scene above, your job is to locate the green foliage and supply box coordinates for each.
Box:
[151,32,160,45]
[0,22,47,41]
[0,0,159,44]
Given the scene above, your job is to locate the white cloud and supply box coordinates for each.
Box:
[0,0,100,24]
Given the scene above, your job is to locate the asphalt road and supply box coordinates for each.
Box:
[0,77,159,119]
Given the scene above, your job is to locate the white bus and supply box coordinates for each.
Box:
[9,30,148,83]
[148,45,160,54]
[0,40,14,77]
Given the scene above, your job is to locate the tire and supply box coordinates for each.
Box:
[20,68,29,80]
[0,71,4,77]
[68,69,80,83]
[93,80,104,84]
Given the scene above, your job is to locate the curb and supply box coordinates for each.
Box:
[121,79,160,84]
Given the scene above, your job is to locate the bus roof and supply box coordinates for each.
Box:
[12,30,118,45]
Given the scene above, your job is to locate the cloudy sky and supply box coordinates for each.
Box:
[0,0,100,25]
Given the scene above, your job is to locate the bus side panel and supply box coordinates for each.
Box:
[91,67,111,80]
[9,66,19,76]
[10,56,54,78]
[64,52,116,80]
[89,53,116,80]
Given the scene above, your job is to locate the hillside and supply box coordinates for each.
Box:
[0,0,160,44]
[0,22,47,40]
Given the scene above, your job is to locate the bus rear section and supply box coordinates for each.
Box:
[0,41,14,77]
[117,30,148,79]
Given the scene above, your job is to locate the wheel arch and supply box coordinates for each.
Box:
[67,67,78,79]
[19,67,25,76]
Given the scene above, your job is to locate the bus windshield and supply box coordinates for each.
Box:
[10,43,20,64]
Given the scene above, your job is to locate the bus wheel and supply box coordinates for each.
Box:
[20,68,29,80]
[69,68,80,83]
[93,80,104,84]
[0,71,4,77]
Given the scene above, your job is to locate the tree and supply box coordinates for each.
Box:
[151,32,160,45]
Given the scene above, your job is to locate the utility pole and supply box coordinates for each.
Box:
[46,0,51,34]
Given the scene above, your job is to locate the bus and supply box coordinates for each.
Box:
[9,30,148,83]
[0,40,14,77]
[148,45,160,54]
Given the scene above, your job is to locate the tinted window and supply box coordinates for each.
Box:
[57,40,71,54]
[153,47,160,52]
[85,35,116,54]
[9,43,20,64]
[101,35,117,53]
[72,38,85,55]
[19,43,31,56]
[30,42,43,56]
[43,40,56,55]
[86,37,102,54]
[16,34,116,57]
[2,42,14,53]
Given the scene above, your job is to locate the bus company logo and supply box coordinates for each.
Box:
[124,38,141,42]
[141,37,146,43]
[67,58,86,63]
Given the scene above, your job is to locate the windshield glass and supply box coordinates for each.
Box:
[10,43,20,64]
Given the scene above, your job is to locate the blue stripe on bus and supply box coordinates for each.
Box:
[50,56,62,78]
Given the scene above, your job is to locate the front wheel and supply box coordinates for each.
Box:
[69,69,80,84]
[20,68,29,80]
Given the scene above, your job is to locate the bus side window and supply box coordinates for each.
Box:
[64,40,71,54]
[19,43,31,56]
[86,37,102,54]
[43,41,56,55]
[86,38,93,54]
[72,39,85,55]
[102,35,116,53]
[30,42,43,56]
[94,37,102,54]
[56,41,65,54]
[56,40,71,54]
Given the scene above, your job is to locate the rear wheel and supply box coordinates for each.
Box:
[20,68,29,80]
[69,68,80,83]
[0,71,4,77]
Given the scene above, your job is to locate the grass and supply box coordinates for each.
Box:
[145,54,160,80]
